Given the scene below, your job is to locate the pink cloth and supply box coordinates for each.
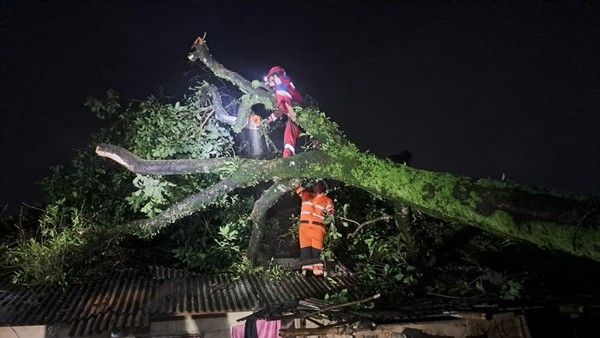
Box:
[229,322,244,338]
[230,322,245,338]
[230,319,281,338]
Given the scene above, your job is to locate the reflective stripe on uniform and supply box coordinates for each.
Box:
[300,220,324,225]
[299,188,334,225]
[276,89,292,98]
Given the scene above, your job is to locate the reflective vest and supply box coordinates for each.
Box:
[296,186,334,226]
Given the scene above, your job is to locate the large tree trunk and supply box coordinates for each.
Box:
[96,36,600,261]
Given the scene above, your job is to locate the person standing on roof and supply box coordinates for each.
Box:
[295,180,335,276]
[264,66,304,158]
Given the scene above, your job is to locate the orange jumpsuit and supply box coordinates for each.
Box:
[296,186,334,254]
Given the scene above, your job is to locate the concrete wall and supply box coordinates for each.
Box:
[145,312,252,338]
[1,311,253,338]
[0,325,46,338]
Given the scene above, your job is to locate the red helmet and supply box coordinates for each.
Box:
[266,66,286,78]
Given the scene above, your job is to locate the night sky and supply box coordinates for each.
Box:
[1,1,599,213]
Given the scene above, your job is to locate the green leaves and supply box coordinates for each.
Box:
[126,175,176,218]
[130,95,233,161]
[324,288,349,304]
[216,222,240,251]
[2,204,93,286]
[501,280,522,300]
[85,89,121,120]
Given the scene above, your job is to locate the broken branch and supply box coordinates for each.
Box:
[96,143,237,175]
[347,215,394,239]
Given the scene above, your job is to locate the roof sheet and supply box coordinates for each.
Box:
[0,266,361,336]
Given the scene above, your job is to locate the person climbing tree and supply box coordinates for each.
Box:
[296,180,334,276]
[263,66,304,158]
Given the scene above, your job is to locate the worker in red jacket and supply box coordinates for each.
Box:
[295,180,335,276]
[264,66,304,158]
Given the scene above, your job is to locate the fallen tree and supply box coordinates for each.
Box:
[97,36,600,262]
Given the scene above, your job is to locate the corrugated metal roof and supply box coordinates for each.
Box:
[0,270,153,336]
[151,272,362,314]
[0,265,361,336]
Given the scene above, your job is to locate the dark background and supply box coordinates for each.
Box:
[1,1,599,214]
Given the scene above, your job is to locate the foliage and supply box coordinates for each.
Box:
[0,86,241,286]
[501,280,523,300]
[325,287,349,304]
[130,95,233,160]
[1,73,597,314]
[169,194,253,271]
[1,201,129,286]
[2,203,86,286]
[126,174,176,218]
[40,150,132,226]
[231,256,294,282]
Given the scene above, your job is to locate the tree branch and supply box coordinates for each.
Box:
[301,293,381,318]
[96,143,239,175]
[347,215,394,239]
[247,178,301,262]
[190,35,269,97]
[189,35,275,133]
[98,143,330,233]
[99,138,600,260]
[131,178,241,234]
[204,84,236,126]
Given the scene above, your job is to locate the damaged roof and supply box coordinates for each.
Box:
[0,265,362,336]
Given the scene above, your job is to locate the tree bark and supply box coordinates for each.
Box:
[96,143,235,175]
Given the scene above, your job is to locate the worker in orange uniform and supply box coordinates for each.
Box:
[295,180,335,276]
[264,66,304,158]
